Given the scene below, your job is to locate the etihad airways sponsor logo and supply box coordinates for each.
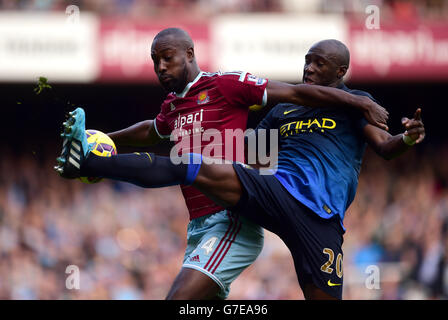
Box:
[280,118,336,136]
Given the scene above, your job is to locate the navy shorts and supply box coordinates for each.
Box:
[231,163,345,299]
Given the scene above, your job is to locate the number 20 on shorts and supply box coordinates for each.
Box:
[320,248,343,278]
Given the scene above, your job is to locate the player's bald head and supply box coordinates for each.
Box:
[303,39,350,86]
[151,28,200,93]
[309,39,350,68]
[152,28,194,51]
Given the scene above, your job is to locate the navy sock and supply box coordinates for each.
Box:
[80,152,202,188]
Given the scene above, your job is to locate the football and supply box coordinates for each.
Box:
[78,129,117,184]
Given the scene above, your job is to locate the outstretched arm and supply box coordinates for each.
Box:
[363,108,425,160]
[107,119,162,147]
[266,81,389,130]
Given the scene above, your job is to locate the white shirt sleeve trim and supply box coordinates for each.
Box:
[153,118,171,139]
[262,88,268,107]
[238,71,247,82]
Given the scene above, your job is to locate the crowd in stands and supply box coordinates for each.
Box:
[0,0,447,21]
[0,143,447,300]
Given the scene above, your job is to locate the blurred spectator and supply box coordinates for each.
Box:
[1,0,447,21]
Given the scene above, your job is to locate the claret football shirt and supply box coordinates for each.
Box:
[154,71,268,219]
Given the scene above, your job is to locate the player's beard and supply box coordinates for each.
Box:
[172,64,189,94]
[160,61,190,94]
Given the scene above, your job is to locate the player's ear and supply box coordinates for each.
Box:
[337,65,348,79]
[186,47,195,62]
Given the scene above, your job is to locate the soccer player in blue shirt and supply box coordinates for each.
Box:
[233,39,425,298]
[56,38,424,299]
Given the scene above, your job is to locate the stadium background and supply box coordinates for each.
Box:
[0,0,447,299]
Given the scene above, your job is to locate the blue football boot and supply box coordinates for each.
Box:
[54,107,91,179]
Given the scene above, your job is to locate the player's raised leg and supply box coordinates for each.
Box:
[55,109,244,208]
[54,108,202,188]
[192,162,244,208]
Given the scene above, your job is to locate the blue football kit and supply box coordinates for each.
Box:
[232,84,377,298]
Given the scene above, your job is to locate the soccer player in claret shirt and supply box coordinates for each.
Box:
[55,28,390,299]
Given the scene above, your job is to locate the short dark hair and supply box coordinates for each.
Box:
[153,28,194,50]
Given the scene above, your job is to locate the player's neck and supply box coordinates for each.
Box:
[188,66,201,83]
[175,66,202,95]
[329,79,344,89]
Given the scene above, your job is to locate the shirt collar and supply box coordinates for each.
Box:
[337,82,349,91]
[175,71,203,98]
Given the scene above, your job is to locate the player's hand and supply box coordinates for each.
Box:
[358,95,389,131]
[402,108,425,144]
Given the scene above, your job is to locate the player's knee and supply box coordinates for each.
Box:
[193,163,242,208]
